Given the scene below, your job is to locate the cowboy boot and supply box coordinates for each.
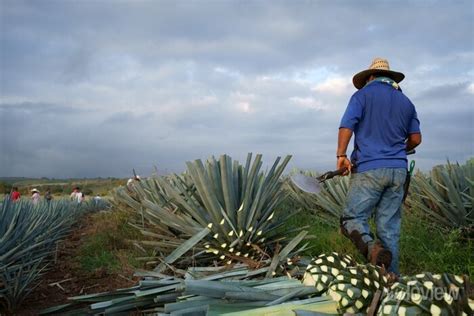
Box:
[368,241,392,269]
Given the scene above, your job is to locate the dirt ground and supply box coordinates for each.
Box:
[15,215,140,315]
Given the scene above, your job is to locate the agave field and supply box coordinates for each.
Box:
[1,154,473,315]
[0,198,110,313]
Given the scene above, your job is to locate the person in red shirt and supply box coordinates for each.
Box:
[10,187,21,201]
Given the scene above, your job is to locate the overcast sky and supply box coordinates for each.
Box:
[1,0,473,178]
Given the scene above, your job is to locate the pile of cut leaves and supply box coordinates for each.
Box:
[41,252,473,315]
[40,258,340,315]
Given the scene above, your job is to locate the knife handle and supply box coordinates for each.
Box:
[318,167,348,181]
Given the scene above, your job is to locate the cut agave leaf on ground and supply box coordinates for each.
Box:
[206,298,338,316]
[266,230,308,278]
[155,227,211,272]
[38,303,73,315]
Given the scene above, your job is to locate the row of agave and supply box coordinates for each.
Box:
[0,198,108,313]
[112,153,310,272]
[288,159,474,234]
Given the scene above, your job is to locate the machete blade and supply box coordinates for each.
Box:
[290,174,322,194]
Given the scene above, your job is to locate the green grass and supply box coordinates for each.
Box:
[279,198,473,277]
[78,234,121,272]
[76,210,146,273]
[399,210,473,276]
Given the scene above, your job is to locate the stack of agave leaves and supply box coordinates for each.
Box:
[42,251,473,315]
[40,260,340,315]
[112,153,311,273]
[0,198,100,313]
[286,169,349,227]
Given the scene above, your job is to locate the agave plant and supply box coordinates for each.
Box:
[113,153,309,270]
[0,198,100,313]
[408,160,473,233]
[287,170,349,226]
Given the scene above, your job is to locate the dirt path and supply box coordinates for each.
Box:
[16,214,140,315]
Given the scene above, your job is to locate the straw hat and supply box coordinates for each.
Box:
[353,57,405,89]
[31,188,40,193]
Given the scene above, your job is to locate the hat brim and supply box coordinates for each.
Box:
[353,69,405,90]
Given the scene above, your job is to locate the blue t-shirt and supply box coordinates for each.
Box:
[340,81,420,173]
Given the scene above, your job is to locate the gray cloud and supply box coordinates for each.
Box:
[1,0,473,178]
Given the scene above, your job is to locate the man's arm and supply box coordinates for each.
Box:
[406,133,422,152]
[337,127,353,173]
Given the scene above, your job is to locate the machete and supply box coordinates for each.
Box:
[291,150,416,194]
[290,167,348,194]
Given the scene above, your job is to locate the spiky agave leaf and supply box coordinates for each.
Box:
[408,160,473,232]
[113,153,307,267]
[377,273,472,316]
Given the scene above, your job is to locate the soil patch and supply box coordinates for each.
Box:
[16,214,140,315]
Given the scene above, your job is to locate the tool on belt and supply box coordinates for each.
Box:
[403,160,416,202]
[291,150,416,195]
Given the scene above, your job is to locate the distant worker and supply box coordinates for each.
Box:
[93,194,102,205]
[44,189,53,202]
[31,188,40,204]
[127,174,141,192]
[70,187,83,204]
[10,187,21,201]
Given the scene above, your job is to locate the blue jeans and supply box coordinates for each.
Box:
[342,168,406,275]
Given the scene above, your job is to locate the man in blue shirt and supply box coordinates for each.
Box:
[337,58,421,275]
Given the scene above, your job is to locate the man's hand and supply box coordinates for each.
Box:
[406,133,422,152]
[337,157,352,175]
[337,128,353,175]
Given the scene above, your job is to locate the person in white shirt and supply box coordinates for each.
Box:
[70,187,83,204]
[127,175,141,192]
[31,188,40,204]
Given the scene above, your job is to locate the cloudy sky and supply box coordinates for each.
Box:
[1,0,473,178]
